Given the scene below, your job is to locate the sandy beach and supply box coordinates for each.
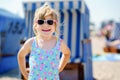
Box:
[91,34,120,80]
[93,61,120,80]
[0,35,120,80]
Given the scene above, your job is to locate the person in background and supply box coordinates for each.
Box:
[106,23,120,48]
[104,22,120,53]
[17,3,70,80]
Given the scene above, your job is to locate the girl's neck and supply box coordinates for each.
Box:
[37,35,53,41]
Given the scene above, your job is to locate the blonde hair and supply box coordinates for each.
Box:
[33,3,59,37]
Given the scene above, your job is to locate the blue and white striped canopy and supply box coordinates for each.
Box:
[23,0,82,11]
[23,0,90,63]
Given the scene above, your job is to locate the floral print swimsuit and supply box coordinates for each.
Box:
[28,37,61,80]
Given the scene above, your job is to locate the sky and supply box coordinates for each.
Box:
[85,0,120,29]
[0,0,120,29]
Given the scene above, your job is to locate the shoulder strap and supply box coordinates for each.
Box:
[56,38,62,51]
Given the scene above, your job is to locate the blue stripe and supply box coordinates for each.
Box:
[87,14,90,38]
[40,2,45,6]
[69,1,73,9]
[28,11,30,38]
[71,58,75,63]
[67,10,72,50]
[23,3,27,11]
[59,1,64,10]
[32,3,36,11]
[78,1,81,8]
[50,2,54,9]
[75,10,81,58]
[30,11,32,37]
[85,5,89,14]
[81,13,90,61]
[82,42,87,62]
[83,14,88,39]
[84,5,90,39]
[59,10,64,39]
[31,11,35,36]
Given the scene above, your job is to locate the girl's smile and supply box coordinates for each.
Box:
[42,29,51,32]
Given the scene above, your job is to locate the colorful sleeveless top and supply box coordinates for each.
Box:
[28,37,61,80]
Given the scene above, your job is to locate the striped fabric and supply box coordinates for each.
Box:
[23,1,82,11]
[23,0,87,63]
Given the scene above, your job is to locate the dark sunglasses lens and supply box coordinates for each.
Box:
[47,20,54,25]
[38,20,44,25]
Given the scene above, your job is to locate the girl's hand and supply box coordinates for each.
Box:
[26,68,30,73]
[22,68,29,80]
[23,72,29,80]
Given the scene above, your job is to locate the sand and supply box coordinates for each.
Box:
[93,61,120,80]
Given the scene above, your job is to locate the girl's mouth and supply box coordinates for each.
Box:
[42,29,51,32]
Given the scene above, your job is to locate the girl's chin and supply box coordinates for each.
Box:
[41,32,53,36]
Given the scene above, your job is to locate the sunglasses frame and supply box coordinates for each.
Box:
[37,19,57,25]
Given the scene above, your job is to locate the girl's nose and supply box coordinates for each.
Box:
[43,23,48,27]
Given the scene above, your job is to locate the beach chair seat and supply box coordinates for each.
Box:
[104,46,120,53]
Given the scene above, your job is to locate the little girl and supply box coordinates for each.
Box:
[18,3,70,80]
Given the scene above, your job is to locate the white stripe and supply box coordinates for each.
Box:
[58,11,61,38]
[27,2,32,11]
[71,9,77,58]
[73,1,79,9]
[64,1,69,10]
[63,10,68,44]
[74,58,81,63]
[81,0,85,13]
[54,1,59,10]
[36,2,40,8]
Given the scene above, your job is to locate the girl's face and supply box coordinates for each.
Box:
[35,15,56,37]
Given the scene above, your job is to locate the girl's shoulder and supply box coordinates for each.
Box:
[20,37,35,52]
[26,37,34,43]
[23,37,35,47]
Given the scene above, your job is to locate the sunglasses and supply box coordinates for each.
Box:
[37,20,56,25]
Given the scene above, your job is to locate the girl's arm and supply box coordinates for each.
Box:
[17,38,33,80]
[58,40,70,72]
